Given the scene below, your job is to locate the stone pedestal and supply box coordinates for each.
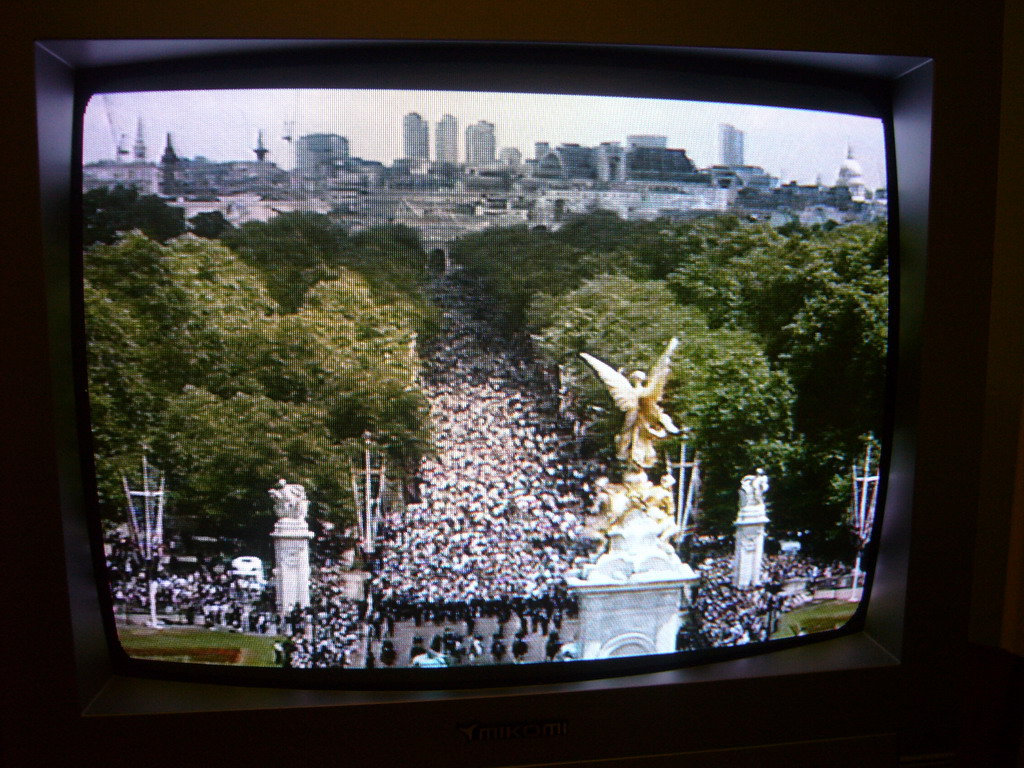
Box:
[733,503,769,589]
[568,509,698,659]
[271,518,314,614]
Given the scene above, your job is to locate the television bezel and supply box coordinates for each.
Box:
[33,37,936,762]
[65,39,902,692]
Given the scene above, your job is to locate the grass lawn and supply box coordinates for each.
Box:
[117,624,286,666]
[771,600,858,640]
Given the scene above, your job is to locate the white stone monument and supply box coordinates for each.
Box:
[269,479,313,614]
[733,469,770,588]
[567,471,698,659]
[570,339,698,658]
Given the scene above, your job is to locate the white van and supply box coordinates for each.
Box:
[231,556,266,587]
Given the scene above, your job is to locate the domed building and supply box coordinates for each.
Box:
[835,145,868,202]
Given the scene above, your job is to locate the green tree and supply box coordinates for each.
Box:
[83,185,187,246]
[531,273,795,530]
[189,210,234,239]
[221,212,350,312]
[150,387,352,529]
[453,223,629,333]
[222,215,437,332]
[664,218,889,540]
[84,233,430,531]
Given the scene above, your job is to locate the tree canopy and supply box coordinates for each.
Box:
[457,212,889,544]
[83,185,188,246]
[84,207,888,555]
[85,226,431,533]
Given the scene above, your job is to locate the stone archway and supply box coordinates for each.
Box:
[599,632,657,658]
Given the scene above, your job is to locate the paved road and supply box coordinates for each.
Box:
[364,613,581,668]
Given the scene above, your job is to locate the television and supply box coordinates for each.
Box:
[5,1,1014,764]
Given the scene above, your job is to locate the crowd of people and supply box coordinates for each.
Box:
[688,551,854,647]
[106,536,281,633]
[277,518,367,668]
[105,275,866,668]
[106,526,368,668]
[370,277,601,623]
[279,573,364,669]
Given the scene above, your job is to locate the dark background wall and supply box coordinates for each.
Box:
[1,1,1019,765]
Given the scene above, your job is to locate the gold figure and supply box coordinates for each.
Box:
[580,338,681,469]
[593,472,680,555]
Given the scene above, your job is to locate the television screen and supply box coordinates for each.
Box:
[81,87,889,677]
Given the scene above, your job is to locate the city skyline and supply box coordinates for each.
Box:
[84,89,887,190]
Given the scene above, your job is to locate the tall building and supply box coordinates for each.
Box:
[498,147,522,166]
[626,145,697,182]
[436,114,458,162]
[719,124,744,166]
[534,143,599,180]
[295,133,350,180]
[465,120,496,164]
[160,133,179,195]
[627,135,667,150]
[596,142,625,182]
[403,112,430,161]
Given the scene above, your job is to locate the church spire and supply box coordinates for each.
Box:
[133,118,146,161]
[161,133,179,164]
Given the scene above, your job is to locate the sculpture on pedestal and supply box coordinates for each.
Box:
[593,472,680,556]
[269,478,313,614]
[739,468,769,509]
[269,478,309,520]
[568,338,698,659]
[733,468,770,589]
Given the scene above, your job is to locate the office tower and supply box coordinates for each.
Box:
[436,114,458,162]
[627,135,667,149]
[159,133,179,195]
[403,112,430,161]
[498,147,522,166]
[295,133,349,179]
[719,123,744,166]
[465,120,496,164]
[535,141,550,161]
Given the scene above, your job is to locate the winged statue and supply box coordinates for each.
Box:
[580,338,681,469]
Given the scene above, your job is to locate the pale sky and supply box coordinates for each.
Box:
[84,89,887,190]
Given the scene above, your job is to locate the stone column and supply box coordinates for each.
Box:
[271,517,313,615]
[733,473,770,589]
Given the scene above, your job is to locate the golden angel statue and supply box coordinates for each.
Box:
[580,338,680,469]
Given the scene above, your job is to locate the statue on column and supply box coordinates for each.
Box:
[269,478,309,521]
[734,468,770,588]
[753,468,769,506]
[268,478,313,614]
[738,468,769,511]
